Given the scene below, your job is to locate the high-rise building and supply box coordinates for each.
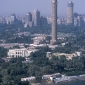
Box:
[10,14,17,24]
[67,1,74,25]
[25,12,33,27]
[40,16,48,28]
[51,0,57,44]
[77,15,84,26]
[25,12,32,24]
[74,13,78,26]
[32,9,40,27]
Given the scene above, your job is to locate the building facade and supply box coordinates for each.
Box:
[25,12,32,25]
[7,48,37,58]
[40,16,48,28]
[67,1,74,25]
[32,9,40,27]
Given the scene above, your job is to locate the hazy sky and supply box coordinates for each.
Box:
[0,0,84,16]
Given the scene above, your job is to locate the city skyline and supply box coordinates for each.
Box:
[0,0,85,16]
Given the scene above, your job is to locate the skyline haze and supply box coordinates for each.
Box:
[0,0,84,16]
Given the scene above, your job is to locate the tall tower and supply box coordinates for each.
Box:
[67,1,74,25]
[32,9,40,27]
[51,0,57,44]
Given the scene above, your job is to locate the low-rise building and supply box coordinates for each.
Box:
[21,76,35,82]
[53,53,78,60]
[7,48,37,58]
[75,51,82,57]
[42,73,61,80]
[46,52,52,59]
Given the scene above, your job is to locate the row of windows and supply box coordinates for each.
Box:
[16,52,22,54]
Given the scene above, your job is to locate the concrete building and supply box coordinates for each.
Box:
[67,1,74,25]
[53,52,78,60]
[32,9,40,27]
[77,15,84,26]
[5,14,17,24]
[7,48,37,58]
[75,51,82,57]
[51,0,57,44]
[32,35,46,45]
[21,76,35,82]
[40,16,48,28]
[25,12,32,23]
[25,12,32,27]
[47,17,52,24]
[74,17,78,26]
[42,73,61,80]
[74,13,84,26]
[46,52,52,59]
[57,19,62,25]
[10,14,17,24]
[83,15,85,22]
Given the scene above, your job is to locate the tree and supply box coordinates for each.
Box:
[18,81,29,85]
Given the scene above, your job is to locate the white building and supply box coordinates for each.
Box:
[46,52,52,59]
[21,76,35,82]
[75,51,82,57]
[42,73,61,80]
[7,48,37,58]
[42,75,52,80]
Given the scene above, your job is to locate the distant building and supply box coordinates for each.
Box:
[74,13,84,26]
[82,15,85,22]
[10,14,17,24]
[5,14,17,24]
[67,1,74,25]
[25,12,32,23]
[42,73,61,80]
[74,17,78,26]
[47,17,52,24]
[53,52,80,60]
[32,35,46,45]
[57,19,62,25]
[21,76,35,82]
[25,12,33,27]
[75,51,82,57]
[46,52,52,59]
[32,9,40,27]
[40,16,48,28]
[77,15,84,26]
[7,48,37,58]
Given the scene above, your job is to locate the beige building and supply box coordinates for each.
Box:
[53,53,78,60]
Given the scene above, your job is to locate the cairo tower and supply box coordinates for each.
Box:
[51,0,57,45]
